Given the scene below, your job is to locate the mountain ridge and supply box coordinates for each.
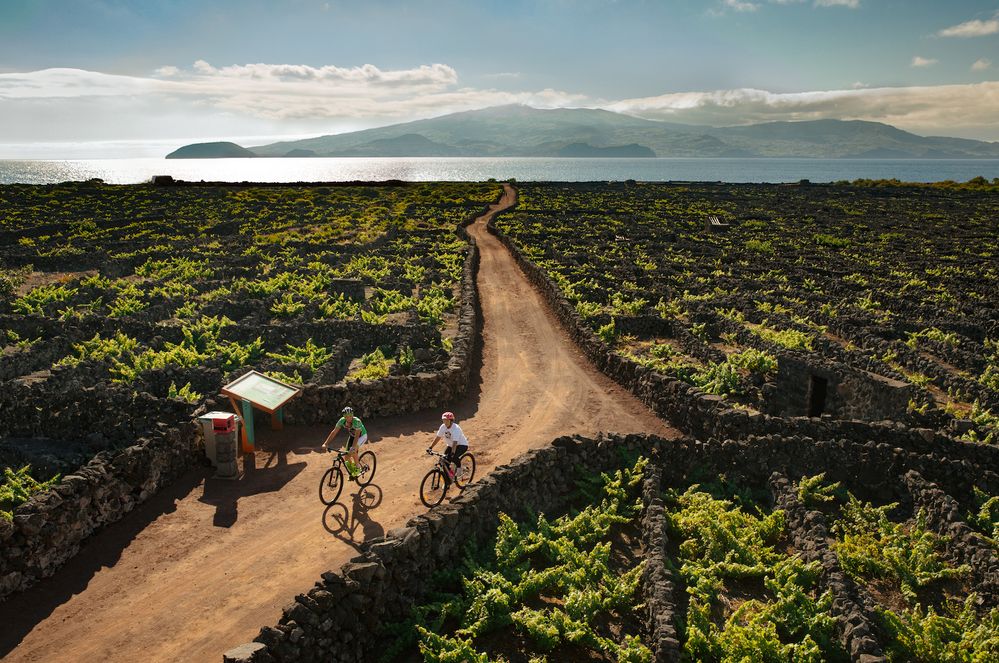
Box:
[165,105,999,159]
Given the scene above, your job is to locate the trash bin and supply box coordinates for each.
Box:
[197,412,239,479]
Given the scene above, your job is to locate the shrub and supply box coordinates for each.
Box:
[417,286,454,327]
[597,319,617,345]
[752,325,814,352]
[348,347,393,381]
[317,293,360,320]
[813,233,850,248]
[880,596,999,662]
[727,349,778,375]
[797,474,845,508]
[12,284,77,315]
[270,293,306,318]
[832,497,968,600]
[398,345,415,373]
[745,239,774,254]
[1,466,61,521]
[267,339,334,370]
[167,381,203,404]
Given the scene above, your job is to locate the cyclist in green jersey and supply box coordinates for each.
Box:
[321,406,368,478]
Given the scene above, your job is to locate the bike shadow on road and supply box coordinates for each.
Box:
[0,468,207,657]
[321,483,385,551]
[198,444,306,528]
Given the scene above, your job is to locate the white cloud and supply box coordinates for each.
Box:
[972,58,992,71]
[814,0,859,7]
[724,0,760,11]
[768,0,860,8]
[911,56,938,68]
[605,81,999,139]
[938,17,999,38]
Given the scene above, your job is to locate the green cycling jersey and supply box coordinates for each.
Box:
[336,416,367,438]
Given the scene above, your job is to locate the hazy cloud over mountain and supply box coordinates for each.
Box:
[606,82,999,139]
[1,0,997,156]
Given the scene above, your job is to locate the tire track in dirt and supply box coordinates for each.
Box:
[0,183,675,663]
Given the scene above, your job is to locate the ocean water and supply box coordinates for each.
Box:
[1,157,998,185]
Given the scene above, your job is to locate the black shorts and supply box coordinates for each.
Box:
[444,445,467,464]
[344,433,367,451]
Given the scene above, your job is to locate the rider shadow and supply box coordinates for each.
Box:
[199,447,306,528]
[322,483,385,551]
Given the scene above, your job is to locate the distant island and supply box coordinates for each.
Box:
[166,141,257,159]
[166,105,999,160]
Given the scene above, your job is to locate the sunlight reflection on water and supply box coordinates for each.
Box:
[1,157,997,185]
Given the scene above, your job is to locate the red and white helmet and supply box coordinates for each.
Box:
[441,411,455,421]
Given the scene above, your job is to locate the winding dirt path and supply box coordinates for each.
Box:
[0,184,675,663]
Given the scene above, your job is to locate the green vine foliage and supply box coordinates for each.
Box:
[797,473,846,509]
[101,315,263,382]
[167,381,202,404]
[666,485,845,661]
[387,458,651,662]
[266,338,334,370]
[1,466,61,521]
[880,595,999,662]
[832,497,969,600]
[967,487,999,542]
[347,347,394,381]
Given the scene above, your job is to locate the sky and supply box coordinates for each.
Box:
[1,0,997,157]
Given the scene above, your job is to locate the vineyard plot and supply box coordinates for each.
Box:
[495,181,999,443]
[380,458,654,662]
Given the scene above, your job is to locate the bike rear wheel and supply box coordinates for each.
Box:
[319,465,344,505]
[419,469,447,507]
[356,450,377,486]
[454,453,476,489]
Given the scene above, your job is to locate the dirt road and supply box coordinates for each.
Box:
[0,184,674,663]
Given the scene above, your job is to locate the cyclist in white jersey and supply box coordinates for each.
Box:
[427,411,468,480]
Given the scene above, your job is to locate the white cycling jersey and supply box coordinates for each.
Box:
[436,422,469,449]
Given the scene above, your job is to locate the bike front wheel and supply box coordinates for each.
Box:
[454,453,476,489]
[419,469,447,508]
[319,465,344,505]
[356,450,377,486]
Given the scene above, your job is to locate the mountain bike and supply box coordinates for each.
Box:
[419,449,476,507]
[319,448,377,505]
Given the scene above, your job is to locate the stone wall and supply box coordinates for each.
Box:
[0,419,201,599]
[638,454,681,662]
[903,470,999,608]
[769,355,916,421]
[223,433,656,663]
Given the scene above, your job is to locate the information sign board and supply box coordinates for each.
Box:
[221,370,301,414]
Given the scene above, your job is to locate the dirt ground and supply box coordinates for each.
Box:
[0,184,675,663]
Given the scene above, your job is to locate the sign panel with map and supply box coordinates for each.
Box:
[221,370,301,413]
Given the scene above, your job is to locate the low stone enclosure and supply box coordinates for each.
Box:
[223,430,998,662]
[0,212,486,601]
